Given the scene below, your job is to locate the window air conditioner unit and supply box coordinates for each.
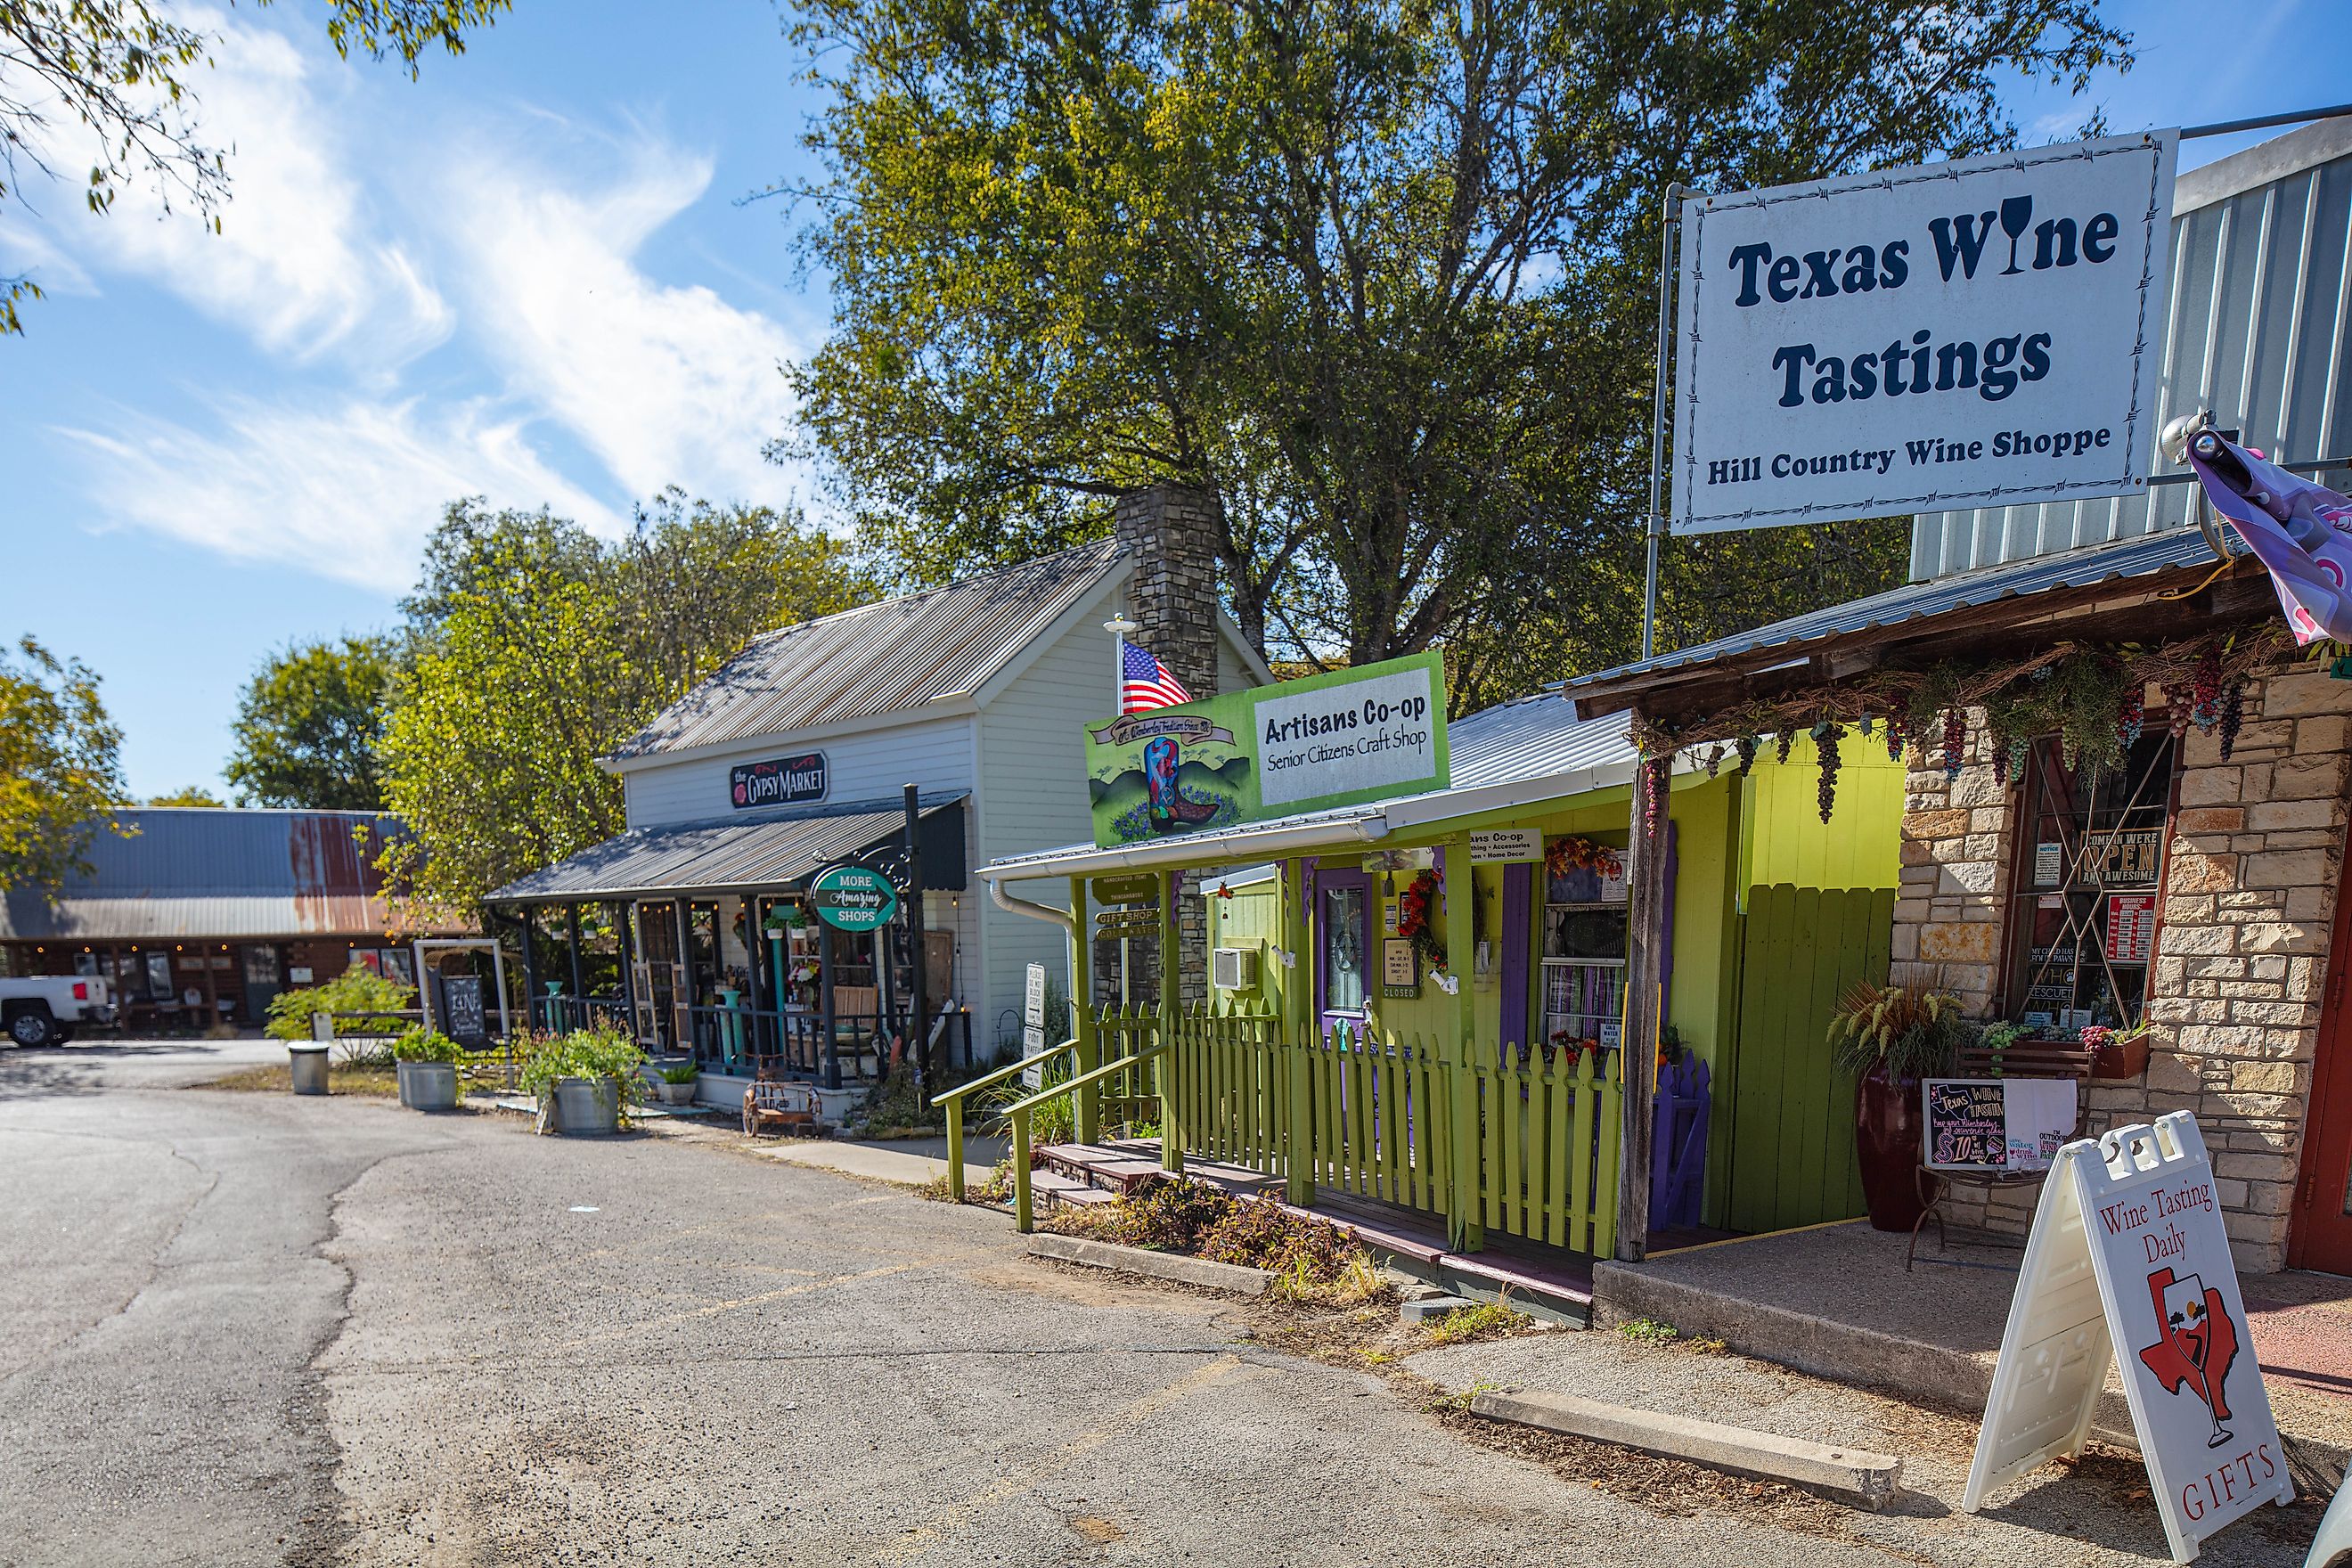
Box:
[1213,946,1258,991]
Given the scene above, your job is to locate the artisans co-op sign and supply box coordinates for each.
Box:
[1673,131,2178,533]
[1083,652,1448,848]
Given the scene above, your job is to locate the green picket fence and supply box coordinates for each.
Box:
[1157,1003,1616,1258]
[1466,1046,1619,1256]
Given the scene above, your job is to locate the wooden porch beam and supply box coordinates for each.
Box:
[1445,836,1483,1254]
[1157,866,1182,1174]
[1616,747,1672,1262]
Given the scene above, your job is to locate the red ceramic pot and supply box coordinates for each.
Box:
[1853,1062,1927,1232]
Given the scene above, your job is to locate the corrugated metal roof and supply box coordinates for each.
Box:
[486,794,968,903]
[1448,694,1634,788]
[610,541,1125,761]
[1913,118,2352,577]
[1564,526,2231,695]
[0,808,412,942]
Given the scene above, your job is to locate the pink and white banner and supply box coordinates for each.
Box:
[2185,430,2352,642]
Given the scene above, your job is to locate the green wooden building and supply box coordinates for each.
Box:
[976,682,1902,1260]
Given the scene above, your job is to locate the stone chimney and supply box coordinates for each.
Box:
[1107,483,1224,1008]
[1111,484,1222,706]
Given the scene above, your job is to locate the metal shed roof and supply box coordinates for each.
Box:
[608,541,1126,762]
[1563,526,2230,697]
[485,794,969,904]
[0,808,411,942]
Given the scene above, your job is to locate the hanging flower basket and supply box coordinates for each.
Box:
[1544,835,1620,881]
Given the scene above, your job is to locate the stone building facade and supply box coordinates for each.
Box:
[1891,658,2350,1271]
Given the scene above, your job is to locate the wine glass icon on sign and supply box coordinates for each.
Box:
[2000,195,2035,275]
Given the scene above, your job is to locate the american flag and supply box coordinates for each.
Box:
[1119,639,1192,713]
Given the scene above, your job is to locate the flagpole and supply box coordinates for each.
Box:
[1103,613,1139,1008]
[1105,613,1139,716]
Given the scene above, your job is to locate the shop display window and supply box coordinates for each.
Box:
[1543,856,1628,1054]
[2003,730,2176,1033]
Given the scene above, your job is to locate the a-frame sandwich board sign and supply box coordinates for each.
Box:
[1962,1112,2292,1561]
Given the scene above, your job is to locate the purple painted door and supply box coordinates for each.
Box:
[1500,862,1532,1054]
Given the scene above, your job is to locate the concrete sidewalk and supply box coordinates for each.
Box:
[756,1133,1004,1191]
[1591,1220,2352,1482]
[1409,1327,2324,1566]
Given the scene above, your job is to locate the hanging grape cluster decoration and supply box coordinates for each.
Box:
[1625,625,2295,828]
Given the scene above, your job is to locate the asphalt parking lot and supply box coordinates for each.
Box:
[0,1037,2323,1566]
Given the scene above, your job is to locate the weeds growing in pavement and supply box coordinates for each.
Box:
[1422,1297,1536,1346]
[1613,1316,1679,1345]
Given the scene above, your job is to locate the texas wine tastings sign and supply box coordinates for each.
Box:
[1673,131,2177,534]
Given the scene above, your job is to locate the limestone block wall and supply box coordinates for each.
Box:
[1888,662,2349,1274]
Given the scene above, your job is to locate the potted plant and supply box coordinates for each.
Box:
[2083,1021,2152,1080]
[1827,984,1975,1231]
[393,1025,466,1112]
[521,1024,648,1136]
[654,1060,699,1106]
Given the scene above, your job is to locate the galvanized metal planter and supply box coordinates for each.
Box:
[396,1058,460,1113]
[541,1075,621,1136]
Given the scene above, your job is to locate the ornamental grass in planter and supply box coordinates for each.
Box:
[1826,983,1976,1232]
[654,1060,700,1106]
[520,1024,648,1136]
[392,1025,466,1112]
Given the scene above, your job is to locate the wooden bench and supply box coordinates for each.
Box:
[1907,1037,2096,1270]
[743,1076,820,1139]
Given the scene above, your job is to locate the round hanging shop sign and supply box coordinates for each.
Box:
[806,864,900,931]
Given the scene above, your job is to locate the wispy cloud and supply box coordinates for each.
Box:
[53,396,622,589]
[29,11,454,365]
[442,130,805,505]
[25,13,811,583]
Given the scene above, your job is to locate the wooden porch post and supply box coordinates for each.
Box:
[1283,856,1314,1204]
[566,903,585,1000]
[1071,874,1099,1145]
[1617,747,1671,1262]
[1157,866,1183,1173]
[1445,837,1484,1253]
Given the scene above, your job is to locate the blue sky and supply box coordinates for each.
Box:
[1,0,2346,801]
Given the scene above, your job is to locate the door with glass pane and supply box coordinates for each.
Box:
[1313,869,1371,1037]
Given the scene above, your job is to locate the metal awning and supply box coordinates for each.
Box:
[486,793,968,905]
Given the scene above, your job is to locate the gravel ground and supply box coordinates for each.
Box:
[0,1034,2328,1566]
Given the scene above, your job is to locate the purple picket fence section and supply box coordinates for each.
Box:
[1650,1055,1711,1230]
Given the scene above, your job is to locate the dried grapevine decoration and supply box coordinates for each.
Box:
[1705,744,1724,779]
[1735,736,1759,776]
[1643,755,1670,839]
[2218,678,2246,759]
[1622,625,2297,796]
[1813,721,1844,823]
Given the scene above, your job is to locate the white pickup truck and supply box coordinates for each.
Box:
[1,975,114,1047]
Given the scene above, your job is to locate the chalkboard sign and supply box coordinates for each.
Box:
[437,974,488,1047]
[1926,1080,2009,1170]
[1923,1077,2078,1174]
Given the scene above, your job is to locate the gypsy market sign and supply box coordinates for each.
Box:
[806,863,899,932]
[731,752,829,811]
[1962,1113,2290,1561]
[1084,653,1448,847]
[1673,130,2177,534]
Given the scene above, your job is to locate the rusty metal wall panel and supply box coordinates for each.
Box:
[1913,120,2352,578]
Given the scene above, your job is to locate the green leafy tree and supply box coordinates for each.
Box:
[378,498,870,912]
[147,785,225,807]
[779,0,2126,674]
[0,635,127,896]
[225,635,394,810]
[1,0,510,334]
